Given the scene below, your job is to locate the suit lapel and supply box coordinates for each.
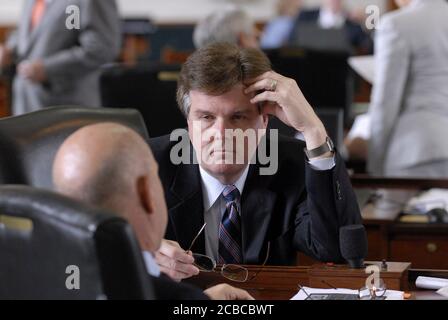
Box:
[168,162,205,254]
[241,163,277,264]
[18,0,34,54]
[23,0,58,55]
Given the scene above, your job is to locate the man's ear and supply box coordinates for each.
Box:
[137,175,153,215]
[262,111,270,127]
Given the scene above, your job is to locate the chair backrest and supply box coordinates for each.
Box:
[0,185,154,300]
[268,108,344,151]
[292,23,352,53]
[315,108,344,151]
[100,63,187,137]
[265,48,353,125]
[0,106,149,189]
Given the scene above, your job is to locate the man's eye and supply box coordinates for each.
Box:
[232,115,245,121]
[202,115,213,120]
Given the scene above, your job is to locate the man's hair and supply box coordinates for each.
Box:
[193,7,254,49]
[176,42,272,117]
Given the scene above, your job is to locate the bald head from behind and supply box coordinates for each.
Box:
[53,123,168,253]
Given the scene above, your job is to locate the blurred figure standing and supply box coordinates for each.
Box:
[193,6,259,49]
[260,0,303,49]
[368,0,448,178]
[0,0,121,115]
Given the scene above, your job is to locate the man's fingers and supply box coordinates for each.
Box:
[231,288,255,300]
[250,70,282,84]
[204,284,256,300]
[159,265,189,282]
[163,239,182,248]
[244,78,277,94]
[155,251,200,277]
[250,90,277,105]
[159,240,195,263]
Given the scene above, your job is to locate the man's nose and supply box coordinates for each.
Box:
[212,118,230,139]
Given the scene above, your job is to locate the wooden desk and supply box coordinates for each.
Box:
[0,26,13,118]
[344,175,448,270]
[351,174,448,189]
[187,265,448,300]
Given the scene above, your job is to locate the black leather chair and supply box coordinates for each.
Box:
[268,108,344,151]
[0,106,149,189]
[265,48,353,125]
[0,185,154,300]
[100,63,187,138]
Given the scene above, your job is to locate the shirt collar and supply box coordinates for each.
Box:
[199,165,250,211]
[142,251,161,277]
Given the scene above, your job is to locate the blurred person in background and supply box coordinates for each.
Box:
[289,0,373,53]
[193,6,260,49]
[368,0,448,178]
[260,0,303,49]
[0,0,121,115]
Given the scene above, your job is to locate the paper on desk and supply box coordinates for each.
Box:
[291,287,404,300]
[403,189,448,215]
[416,276,448,290]
[348,55,375,85]
[347,113,371,140]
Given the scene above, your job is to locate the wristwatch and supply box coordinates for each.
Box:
[304,136,335,159]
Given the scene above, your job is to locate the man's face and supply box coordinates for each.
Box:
[187,84,268,183]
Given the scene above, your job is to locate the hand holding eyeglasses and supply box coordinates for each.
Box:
[155,239,200,281]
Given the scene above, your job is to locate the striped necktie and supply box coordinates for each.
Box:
[31,0,47,31]
[218,185,242,264]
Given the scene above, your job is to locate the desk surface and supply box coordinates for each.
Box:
[187,265,448,300]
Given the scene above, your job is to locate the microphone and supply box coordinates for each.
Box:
[339,224,368,269]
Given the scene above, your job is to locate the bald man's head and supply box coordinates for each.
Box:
[53,123,168,252]
[53,123,149,206]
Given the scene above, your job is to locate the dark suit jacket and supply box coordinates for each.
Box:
[151,274,208,300]
[289,9,373,54]
[150,133,362,265]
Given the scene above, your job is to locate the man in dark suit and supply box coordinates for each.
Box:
[289,0,373,53]
[151,43,362,281]
[53,122,253,300]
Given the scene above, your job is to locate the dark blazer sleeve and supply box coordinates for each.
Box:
[293,152,362,262]
[345,20,374,54]
[151,274,209,300]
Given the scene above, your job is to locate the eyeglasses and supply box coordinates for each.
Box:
[187,223,270,282]
[358,279,387,300]
[298,280,387,300]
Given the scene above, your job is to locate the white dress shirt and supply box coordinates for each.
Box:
[142,251,161,277]
[199,154,336,260]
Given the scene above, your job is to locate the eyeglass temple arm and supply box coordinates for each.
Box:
[187,222,207,252]
[247,242,270,281]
